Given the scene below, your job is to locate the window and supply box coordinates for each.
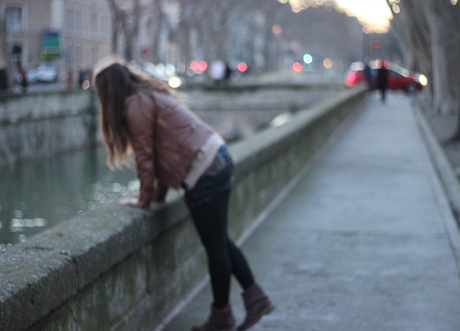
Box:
[67,45,73,67]
[90,13,98,34]
[101,15,108,35]
[75,10,82,31]
[91,45,98,64]
[75,44,82,67]
[66,9,74,31]
[5,6,23,32]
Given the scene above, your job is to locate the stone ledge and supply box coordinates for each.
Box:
[231,90,362,179]
[0,90,96,124]
[0,86,366,331]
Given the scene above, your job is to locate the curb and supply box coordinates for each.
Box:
[412,104,460,275]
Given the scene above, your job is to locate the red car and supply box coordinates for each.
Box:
[345,61,427,93]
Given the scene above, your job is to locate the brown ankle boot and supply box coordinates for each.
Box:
[191,303,235,331]
[237,283,275,331]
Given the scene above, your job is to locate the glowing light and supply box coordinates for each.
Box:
[198,61,208,71]
[452,0,458,4]
[292,62,303,72]
[392,4,400,13]
[190,61,199,70]
[323,58,332,69]
[419,75,428,86]
[303,54,313,64]
[272,24,282,35]
[156,63,165,75]
[330,0,393,33]
[284,2,392,32]
[168,76,182,88]
[270,113,293,127]
[237,63,248,72]
[82,80,90,89]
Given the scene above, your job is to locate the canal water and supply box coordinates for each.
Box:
[0,146,138,249]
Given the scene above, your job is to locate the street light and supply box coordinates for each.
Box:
[303,54,313,64]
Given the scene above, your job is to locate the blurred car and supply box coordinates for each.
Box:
[345,61,428,93]
[34,63,58,82]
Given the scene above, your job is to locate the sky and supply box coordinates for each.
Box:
[280,0,394,33]
[334,0,393,32]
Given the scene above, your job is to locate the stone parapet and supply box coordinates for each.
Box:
[0,87,366,331]
[0,90,99,167]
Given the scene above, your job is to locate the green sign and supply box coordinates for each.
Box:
[41,31,60,60]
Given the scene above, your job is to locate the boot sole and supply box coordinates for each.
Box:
[237,304,275,331]
[191,326,235,331]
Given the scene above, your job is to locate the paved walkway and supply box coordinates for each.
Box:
[162,94,460,331]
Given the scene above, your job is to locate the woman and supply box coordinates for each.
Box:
[93,56,274,331]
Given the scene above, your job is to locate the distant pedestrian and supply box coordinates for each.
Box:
[377,61,388,103]
[363,63,373,91]
[210,60,226,85]
[66,71,74,90]
[93,56,275,331]
[18,65,28,93]
[224,62,232,84]
[0,66,7,93]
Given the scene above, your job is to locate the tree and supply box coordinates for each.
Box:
[388,0,460,139]
[148,0,164,64]
[388,0,432,96]
[106,0,144,61]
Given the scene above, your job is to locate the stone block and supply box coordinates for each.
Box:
[0,246,78,331]
[28,246,149,331]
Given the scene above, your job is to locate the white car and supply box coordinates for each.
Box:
[34,63,57,82]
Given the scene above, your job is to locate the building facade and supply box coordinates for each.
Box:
[1,0,153,83]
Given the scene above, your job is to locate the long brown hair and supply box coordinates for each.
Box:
[93,61,174,169]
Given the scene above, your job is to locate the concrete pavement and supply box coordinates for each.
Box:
[161,93,460,331]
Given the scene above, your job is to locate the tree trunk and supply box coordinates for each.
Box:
[391,0,460,137]
[178,0,192,73]
[421,0,458,115]
[107,0,122,55]
[261,8,277,72]
[150,0,163,64]
[389,0,432,80]
[123,0,141,61]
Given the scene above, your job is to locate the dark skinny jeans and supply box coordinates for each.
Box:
[187,189,255,309]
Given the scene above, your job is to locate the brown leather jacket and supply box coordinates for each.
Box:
[124,90,213,208]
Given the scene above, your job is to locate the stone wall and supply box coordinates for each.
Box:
[0,87,366,331]
[0,86,335,167]
[0,90,99,167]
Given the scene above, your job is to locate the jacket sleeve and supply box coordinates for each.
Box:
[125,95,167,208]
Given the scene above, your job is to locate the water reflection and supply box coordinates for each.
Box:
[0,145,137,248]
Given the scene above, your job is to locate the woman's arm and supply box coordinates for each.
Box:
[124,95,157,208]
